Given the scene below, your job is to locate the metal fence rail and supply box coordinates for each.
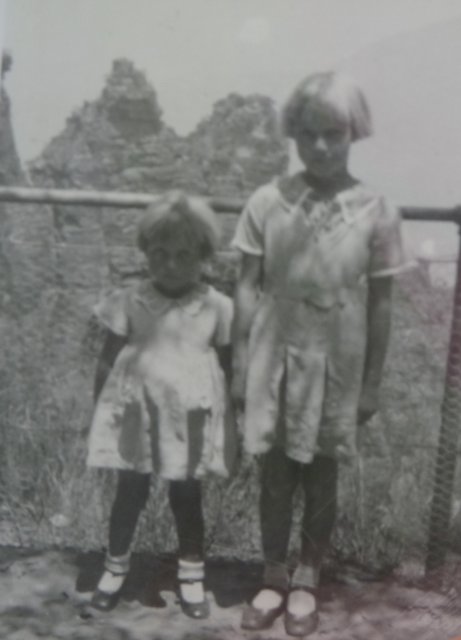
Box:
[0,185,460,574]
[0,186,461,222]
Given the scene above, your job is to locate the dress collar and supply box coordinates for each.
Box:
[277,173,361,223]
[135,281,208,316]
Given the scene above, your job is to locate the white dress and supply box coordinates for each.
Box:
[231,174,410,464]
[87,281,236,480]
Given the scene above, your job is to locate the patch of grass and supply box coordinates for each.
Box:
[0,268,459,573]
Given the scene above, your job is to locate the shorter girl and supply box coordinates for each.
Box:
[86,191,235,619]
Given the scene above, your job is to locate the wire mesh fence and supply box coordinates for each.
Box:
[426,226,461,573]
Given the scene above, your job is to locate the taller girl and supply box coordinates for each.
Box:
[231,72,408,636]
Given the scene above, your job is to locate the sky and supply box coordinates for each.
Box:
[2,0,461,267]
[4,0,461,161]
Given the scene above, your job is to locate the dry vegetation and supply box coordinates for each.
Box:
[0,265,457,576]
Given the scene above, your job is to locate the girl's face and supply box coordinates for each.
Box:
[294,101,352,181]
[146,233,203,295]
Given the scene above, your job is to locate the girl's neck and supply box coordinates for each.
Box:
[302,170,356,199]
[152,281,199,299]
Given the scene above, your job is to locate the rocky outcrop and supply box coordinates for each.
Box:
[184,92,288,196]
[30,58,288,197]
[27,58,288,291]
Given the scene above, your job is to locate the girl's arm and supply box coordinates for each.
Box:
[358,276,393,424]
[231,253,262,404]
[216,344,232,385]
[94,330,127,402]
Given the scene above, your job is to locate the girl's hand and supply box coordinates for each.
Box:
[357,384,379,425]
[235,433,259,473]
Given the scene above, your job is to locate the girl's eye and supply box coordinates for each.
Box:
[298,128,346,143]
[299,128,315,140]
[177,250,194,264]
[149,248,166,263]
[325,129,344,141]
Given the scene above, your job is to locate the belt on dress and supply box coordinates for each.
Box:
[265,284,364,309]
[264,289,341,310]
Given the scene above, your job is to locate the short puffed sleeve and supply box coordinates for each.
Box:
[231,184,277,256]
[209,288,233,347]
[368,197,409,278]
[92,288,131,336]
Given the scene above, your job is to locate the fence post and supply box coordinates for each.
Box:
[426,215,461,573]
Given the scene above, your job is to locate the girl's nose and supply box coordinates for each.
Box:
[314,136,328,152]
[166,257,178,270]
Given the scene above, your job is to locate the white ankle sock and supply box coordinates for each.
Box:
[253,588,284,611]
[97,570,126,594]
[180,580,205,604]
[287,589,316,616]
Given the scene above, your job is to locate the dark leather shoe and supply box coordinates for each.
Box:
[241,588,286,631]
[284,588,319,637]
[90,588,121,612]
[178,581,210,620]
[179,596,210,620]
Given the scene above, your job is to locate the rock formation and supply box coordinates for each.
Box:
[30,58,288,197]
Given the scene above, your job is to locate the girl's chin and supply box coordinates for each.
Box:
[153,280,198,296]
[306,165,348,183]
[308,165,338,178]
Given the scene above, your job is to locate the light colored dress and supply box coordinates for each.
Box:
[87,281,235,480]
[231,173,409,464]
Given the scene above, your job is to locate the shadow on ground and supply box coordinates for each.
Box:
[1,547,461,639]
[75,549,261,610]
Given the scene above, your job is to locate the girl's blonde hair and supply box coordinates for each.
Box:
[282,71,372,142]
[137,191,220,258]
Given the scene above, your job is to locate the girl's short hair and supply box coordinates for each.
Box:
[137,190,220,258]
[282,71,372,142]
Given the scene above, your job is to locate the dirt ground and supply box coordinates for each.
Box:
[1,547,461,640]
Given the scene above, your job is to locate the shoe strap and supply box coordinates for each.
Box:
[178,559,205,582]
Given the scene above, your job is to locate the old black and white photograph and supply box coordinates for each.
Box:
[1,1,461,638]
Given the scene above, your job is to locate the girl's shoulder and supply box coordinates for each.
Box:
[203,285,233,315]
[93,283,139,335]
[337,182,399,223]
[277,172,309,206]
[245,180,283,210]
[102,280,148,311]
[339,181,382,205]
[95,280,159,318]
[203,285,233,344]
